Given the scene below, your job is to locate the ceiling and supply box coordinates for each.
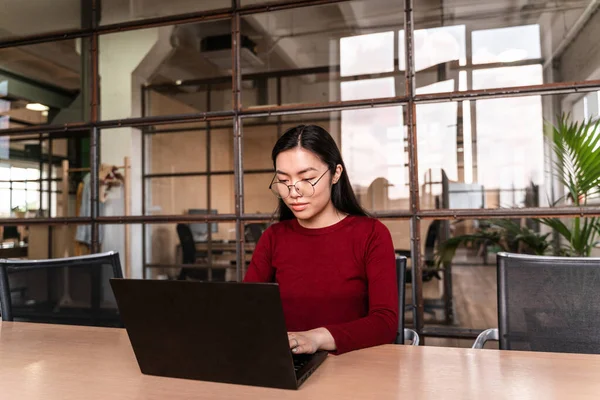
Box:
[0,0,595,122]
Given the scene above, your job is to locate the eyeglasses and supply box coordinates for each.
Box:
[269,169,329,199]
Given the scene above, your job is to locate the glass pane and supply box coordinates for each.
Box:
[428,214,600,346]
[416,94,596,210]
[242,108,409,214]
[244,173,277,214]
[241,0,405,108]
[0,223,91,259]
[243,122,278,171]
[143,222,238,281]
[422,218,497,342]
[210,122,234,172]
[142,175,235,217]
[472,25,541,65]
[102,119,234,217]
[0,134,87,218]
[100,19,232,120]
[0,1,81,40]
[147,176,206,215]
[100,0,230,25]
[210,175,235,215]
[411,1,599,94]
[96,223,141,279]
[146,123,207,174]
[0,39,87,129]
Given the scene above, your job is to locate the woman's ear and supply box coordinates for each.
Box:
[332,164,343,184]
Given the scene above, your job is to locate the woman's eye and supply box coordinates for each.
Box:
[277,179,288,183]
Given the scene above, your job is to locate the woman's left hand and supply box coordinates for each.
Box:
[288,328,336,354]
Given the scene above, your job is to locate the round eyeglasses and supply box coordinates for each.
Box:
[269,169,329,199]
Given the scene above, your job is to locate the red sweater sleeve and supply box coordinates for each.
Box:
[323,220,399,354]
[243,227,275,283]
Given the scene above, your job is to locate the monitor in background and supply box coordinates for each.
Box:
[188,209,218,241]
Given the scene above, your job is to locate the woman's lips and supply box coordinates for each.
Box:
[291,203,308,212]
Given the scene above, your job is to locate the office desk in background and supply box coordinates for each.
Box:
[168,241,256,280]
[0,243,28,258]
[173,241,256,262]
[2,322,600,399]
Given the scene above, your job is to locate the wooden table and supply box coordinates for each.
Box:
[2,322,600,399]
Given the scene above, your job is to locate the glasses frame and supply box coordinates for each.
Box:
[268,169,330,199]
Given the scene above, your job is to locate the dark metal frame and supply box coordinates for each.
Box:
[2,0,600,341]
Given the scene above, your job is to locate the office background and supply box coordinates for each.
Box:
[1,0,600,344]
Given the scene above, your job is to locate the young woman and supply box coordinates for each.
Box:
[243,124,398,355]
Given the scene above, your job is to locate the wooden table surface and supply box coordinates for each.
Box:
[2,321,600,399]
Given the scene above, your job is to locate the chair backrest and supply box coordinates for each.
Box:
[424,220,441,265]
[177,223,198,264]
[395,255,407,344]
[245,223,265,243]
[0,251,123,327]
[497,252,600,354]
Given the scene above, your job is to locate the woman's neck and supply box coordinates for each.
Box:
[297,201,347,229]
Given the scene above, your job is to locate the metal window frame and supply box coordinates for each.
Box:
[2,0,600,341]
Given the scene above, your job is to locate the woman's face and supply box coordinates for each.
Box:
[274,147,340,222]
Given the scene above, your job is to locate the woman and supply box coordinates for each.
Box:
[243,124,398,355]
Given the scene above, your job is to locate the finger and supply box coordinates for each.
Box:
[292,343,306,354]
[292,341,313,354]
[288,337,299,349]
[291,336,309,354]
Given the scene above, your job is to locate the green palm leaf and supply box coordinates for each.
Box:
[551,114,600,206]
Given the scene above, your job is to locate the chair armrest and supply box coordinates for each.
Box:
[472,328,499,349]
[403,328,420,346]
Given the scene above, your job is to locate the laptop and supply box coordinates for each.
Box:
[109,279,328,390]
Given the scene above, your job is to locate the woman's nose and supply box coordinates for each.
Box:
[289,184,302,198]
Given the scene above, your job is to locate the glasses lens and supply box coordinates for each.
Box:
[270,182,289,199]
[295,180,315,197]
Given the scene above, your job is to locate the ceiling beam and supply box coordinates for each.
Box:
[0,68,77,109]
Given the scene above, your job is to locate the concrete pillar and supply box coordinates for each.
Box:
[98,27,172,278]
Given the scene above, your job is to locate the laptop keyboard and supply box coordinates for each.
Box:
[292,354,313,372]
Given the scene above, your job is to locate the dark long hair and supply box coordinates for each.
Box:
[271,124,368,222]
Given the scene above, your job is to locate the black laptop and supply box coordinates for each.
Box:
[109,279,327,390]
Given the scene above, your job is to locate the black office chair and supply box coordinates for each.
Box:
[0,251,123,327]
[396,220,442,283]
[176,223,225,282]
[245,223,265,243]
[396,220,454,324]
[396,255,419,345]
[473,252,600,354]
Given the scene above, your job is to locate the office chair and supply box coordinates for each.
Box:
[176,223,225,281]
[396,255,419,346]
[0,251,123,327]
[244,223,265,243]
[396,220,455,324]
[473,252,600,354]
[396,220,442,283]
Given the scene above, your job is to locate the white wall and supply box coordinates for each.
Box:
[99,28,160,278]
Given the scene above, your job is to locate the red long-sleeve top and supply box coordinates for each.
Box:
[243,215,398,355]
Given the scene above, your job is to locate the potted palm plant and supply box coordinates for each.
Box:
[436,114,600,266]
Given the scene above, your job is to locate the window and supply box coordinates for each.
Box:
[339,33,406,208]
[0,164,56,217]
